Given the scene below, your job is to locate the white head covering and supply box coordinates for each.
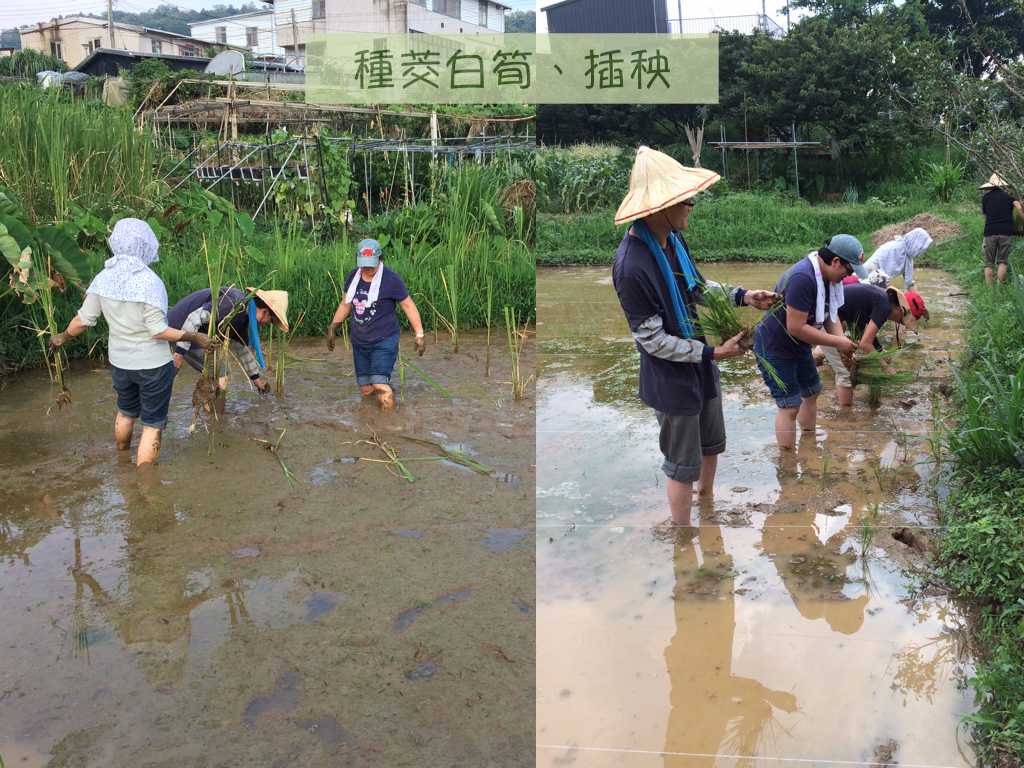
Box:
[900,227,933,259]
[86,218,168,312]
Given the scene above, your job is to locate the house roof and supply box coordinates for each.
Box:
[187,9,275,28]
[18,15,226,43]
[74,48,212,73]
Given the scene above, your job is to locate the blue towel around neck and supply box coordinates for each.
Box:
[247,299,266,368]
[632,219,702,339]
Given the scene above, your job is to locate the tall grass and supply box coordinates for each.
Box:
[0,85,157,223]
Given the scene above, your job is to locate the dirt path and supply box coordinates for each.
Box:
[0,332,534,767]
[536,265,974,767]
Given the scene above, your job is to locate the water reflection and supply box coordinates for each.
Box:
[665,525,797,766]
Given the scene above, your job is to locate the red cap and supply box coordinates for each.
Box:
[905,290,929,320]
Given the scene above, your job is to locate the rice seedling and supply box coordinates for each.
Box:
[272,311,305,397]
[504,306,528,401]
[355,432,415,482]
[398,356,453,399]
[399,435,492,475]
[485,274,494,378]
[852,349,914,407]
[858,502,881,558]
[439,264,459,353]
[819,448,831,488]
[252,429,298,487]
[697,285,788,390]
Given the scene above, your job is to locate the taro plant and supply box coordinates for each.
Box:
[0,189,88,410]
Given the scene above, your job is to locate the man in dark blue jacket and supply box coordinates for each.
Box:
[612,146,777,525]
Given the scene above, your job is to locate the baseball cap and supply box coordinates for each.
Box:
[822,234,868,279]
[356,238,382,268]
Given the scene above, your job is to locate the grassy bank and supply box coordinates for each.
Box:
[925,217,1024,766]
[536,193,927,266]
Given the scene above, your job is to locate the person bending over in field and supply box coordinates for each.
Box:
[753,235,866,448]
[820,284,929,406]
[325,239,426,410]
[611,146,778,526]
[167,287,288,393]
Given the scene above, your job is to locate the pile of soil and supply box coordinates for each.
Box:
[871,214,962,248]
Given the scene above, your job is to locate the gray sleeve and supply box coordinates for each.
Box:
[230,339,261,378]
[177,307,209,352]
[632,314,708,363]
[700,281,745,307]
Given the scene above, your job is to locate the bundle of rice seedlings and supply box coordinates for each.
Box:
[698,285,787,390]
[852,349,914,406]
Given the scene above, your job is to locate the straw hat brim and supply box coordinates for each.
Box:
[248,288,289,332]
[614,147,721,225]
[979,172,1009,190]
[887,287,917,330]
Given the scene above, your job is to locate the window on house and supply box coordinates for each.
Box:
[151,39,162,54]
[181,45,197,57]
[313,0,326,19]
[246,27,258,46]
[479,1,488,27]
[216,26,227,43]
[49,41,62,59]
[443,0,461,19]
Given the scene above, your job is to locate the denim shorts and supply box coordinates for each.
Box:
[352,332,400,386]
[754,336,821,409]
[111,361,176,429]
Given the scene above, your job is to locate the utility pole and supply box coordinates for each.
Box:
[676,0,682,32]
[107,0,115,47]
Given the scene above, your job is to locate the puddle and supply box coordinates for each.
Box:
[483,527,530,553]
[536,266,974,766]
[0,332,534,767]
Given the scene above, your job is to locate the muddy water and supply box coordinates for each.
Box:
[536,265,974,767]
[0,332,534,767]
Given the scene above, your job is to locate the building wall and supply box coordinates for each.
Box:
[545,0,668,33]
[275,0,321,50]
[190,12,282,56]
[20,21,211,68]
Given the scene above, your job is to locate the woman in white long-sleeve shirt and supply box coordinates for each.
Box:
[862,227,933,289]
[50,219,210,465]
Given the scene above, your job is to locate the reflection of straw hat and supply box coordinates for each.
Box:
[979,172,1010,190]
[614,146,720,225]
[248,288,289,332]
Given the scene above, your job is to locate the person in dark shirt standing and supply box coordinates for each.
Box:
[611,146,778,525]
[980,173,1023,286]
[820,284,928,406]
[325,239,426,410]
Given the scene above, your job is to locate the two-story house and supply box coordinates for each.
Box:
[188,0,285,59]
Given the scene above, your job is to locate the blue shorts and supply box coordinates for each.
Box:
[111,361,176,429]
[352,332,400,386]
[754,336,821,409]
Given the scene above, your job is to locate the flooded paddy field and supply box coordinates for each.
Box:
[536,265,974,767]
[0,332,534,767]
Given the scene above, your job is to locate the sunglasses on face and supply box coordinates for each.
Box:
[682,199,696,208]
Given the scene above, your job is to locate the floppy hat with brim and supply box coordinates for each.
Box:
[822,234,868,279]
[979,172,1010,190]
[248,288,289,332]
[614,146,720,225]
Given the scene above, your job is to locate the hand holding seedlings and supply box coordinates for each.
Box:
[743,289,779,310]
[713,331,748,360]
[325,323,338,351]
[49,331,69,349]
[415,334,426,357]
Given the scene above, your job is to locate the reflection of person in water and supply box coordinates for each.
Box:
[759,452,870,635]
[664,526,798,765]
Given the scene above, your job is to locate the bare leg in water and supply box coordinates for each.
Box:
[136,426,162,465]
[115,413,134,451]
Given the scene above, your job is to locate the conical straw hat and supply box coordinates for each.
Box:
[979,172,1009,190]
[614,146,720,225]
[248,288,289,332]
